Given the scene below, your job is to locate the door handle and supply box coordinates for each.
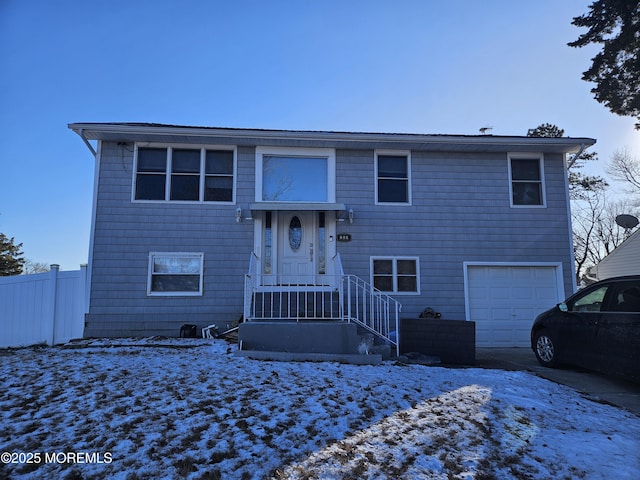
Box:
[309,242,313,262]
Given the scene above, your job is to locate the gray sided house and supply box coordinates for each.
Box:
[70,123,595,354]
[592,227,640,281]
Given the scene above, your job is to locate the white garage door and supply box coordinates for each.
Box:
[466,265,563,347]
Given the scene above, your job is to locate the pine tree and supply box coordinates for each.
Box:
[527,123,608,199]
[569,0,640,128]
[0,233,25,276]
[527,123,564,138]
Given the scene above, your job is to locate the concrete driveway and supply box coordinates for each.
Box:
[475,348,640,416]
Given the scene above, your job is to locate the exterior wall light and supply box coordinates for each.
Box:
[348,208,354,224]
[235,206,253,222]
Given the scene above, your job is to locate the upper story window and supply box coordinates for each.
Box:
[134,145,235,203]
[375,150,411,204]
[136,147,168,200]
[509,154,546,207]
[256,147,335,203]
[171,149,201,201]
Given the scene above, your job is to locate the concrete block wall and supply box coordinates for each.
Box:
[399,318,476,365]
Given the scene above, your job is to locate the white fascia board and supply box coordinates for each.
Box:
[68,123,596,153]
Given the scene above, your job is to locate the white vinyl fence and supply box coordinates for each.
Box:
[0,265,88,347]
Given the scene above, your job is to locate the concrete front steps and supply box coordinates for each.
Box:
[236,350,382,365]
[237,321,389,365]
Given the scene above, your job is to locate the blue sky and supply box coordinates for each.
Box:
[1,0,639,270]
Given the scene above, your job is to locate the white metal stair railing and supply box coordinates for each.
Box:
[341,273,401,357]
[250,280,343,321]
[243,252,259,322]
[244,253,343,321]
[332,253,401,356]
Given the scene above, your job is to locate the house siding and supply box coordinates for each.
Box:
[336,149,573,320]
[594,229,640,280]
[86,143,255,336]
[85,135,575,337]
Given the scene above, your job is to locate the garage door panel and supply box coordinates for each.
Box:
[489,287,511,301]
[487,307,512,319]
[468,285,488,301]
[512,268,535,281]
[470,308,491,321]
[513,307,541,322]
[533,267,557,280]
[467,265,562,347]
[490,269,511,282]
[513,286,536,300]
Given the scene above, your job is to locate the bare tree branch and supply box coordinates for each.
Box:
[572,190,640,282]
[607,147,640,194]
[23,259,50,275]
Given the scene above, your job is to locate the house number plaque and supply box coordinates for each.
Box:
[337,234,352,242]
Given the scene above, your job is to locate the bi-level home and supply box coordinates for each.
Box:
[70,123,594,354]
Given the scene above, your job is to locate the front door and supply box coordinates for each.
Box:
[259,210,331,286]
[278,211,316,285]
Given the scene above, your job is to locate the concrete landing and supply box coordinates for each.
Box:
[238,321,362,355]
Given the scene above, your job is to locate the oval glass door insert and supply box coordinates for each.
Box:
[289,216,302,251]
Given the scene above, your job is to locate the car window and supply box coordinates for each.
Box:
[571,285,609,312]
[607,282,640,313]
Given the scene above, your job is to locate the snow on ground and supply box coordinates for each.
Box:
[1,338,639,479]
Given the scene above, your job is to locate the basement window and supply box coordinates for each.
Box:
[371,257,419,294]
[148,253,204,296]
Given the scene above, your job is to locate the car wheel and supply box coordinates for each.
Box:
[534,332,558,368]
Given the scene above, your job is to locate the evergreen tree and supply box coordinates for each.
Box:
[527,123,608,199]
[0,233,25,276]
[527,123,564,138]
[569,0,640,128]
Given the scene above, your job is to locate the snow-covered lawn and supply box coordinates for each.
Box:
[1,338,639,480]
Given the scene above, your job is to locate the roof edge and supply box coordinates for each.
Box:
[68,122,596,151]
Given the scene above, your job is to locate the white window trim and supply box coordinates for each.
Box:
[255,146,336,203]
[370,256,420,295]
[508,152,546,208]
[375,149,412,206]
[132,143,237,204]
[147,252,204,297]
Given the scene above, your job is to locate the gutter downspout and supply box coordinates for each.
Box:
[78,128,97,157]
[565,142,586,292]
[567,143,586,170]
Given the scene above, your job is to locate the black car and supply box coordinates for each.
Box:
[531,275,640,382]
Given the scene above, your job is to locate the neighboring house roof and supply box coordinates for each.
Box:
[593,227,640,280]
[68,122,595,156]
